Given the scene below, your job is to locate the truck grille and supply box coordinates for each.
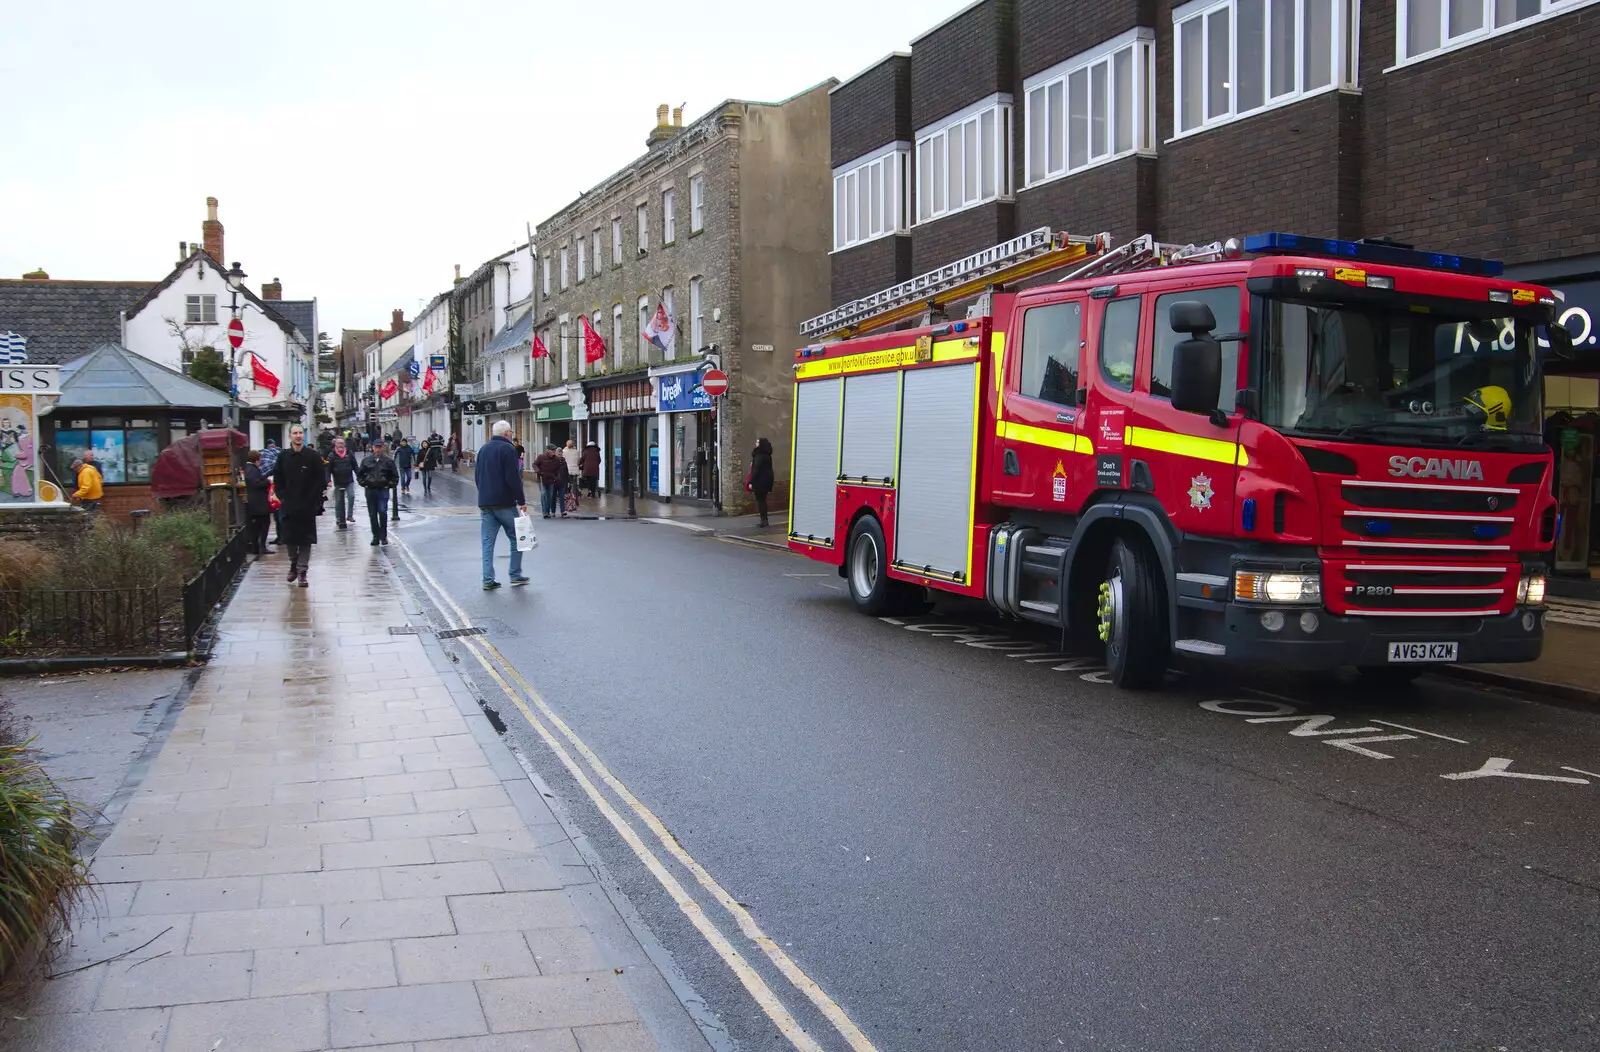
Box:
[1338,479,1518,552]
[1325,562,1514,618]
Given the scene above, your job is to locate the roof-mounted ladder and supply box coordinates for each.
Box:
[800,231,1243,343]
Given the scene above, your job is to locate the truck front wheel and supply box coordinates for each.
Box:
[1097,537,1169,689]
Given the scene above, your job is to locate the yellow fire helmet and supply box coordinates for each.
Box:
[1464,385,1511,431]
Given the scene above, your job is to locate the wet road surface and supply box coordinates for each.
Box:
[385,475,1600,1052]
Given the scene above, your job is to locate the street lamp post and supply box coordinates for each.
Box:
[225,262,246,429]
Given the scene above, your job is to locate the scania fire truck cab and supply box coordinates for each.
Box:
[789,230,1592,688]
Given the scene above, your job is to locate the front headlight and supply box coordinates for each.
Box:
[1518,575,1546,607]
[1235,570,1321,604]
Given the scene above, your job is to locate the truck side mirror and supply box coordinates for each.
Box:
[1168,300,1223,418]
[1541,317,1600,375]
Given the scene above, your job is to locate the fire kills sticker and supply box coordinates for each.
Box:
[1188,472,1214,510]
[1052,460,1068,502]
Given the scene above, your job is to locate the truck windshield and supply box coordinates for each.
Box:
[1258,296,1543,452]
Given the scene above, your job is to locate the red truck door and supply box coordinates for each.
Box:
[992,293,1092,509]
[1126,281,1248,534]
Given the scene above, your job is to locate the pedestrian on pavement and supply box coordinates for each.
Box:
[259,439,282,543]
[749,437,775,528]
[515,438,526,473]
[272,425,326,587]
[357,438,400,547]
[561,439,583,506]
[580,440,601,498]
[532,444,563,519]
[70,455,103,514]
[326,437,358,529]
[419,432,444,498]
[243,450,274,557]
[475,420,529,590]
[445,435,457,471]
[395,436,416,495]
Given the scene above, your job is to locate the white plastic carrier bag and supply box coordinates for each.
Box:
[514,512,538,552]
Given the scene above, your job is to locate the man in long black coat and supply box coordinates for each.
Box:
[273,424,326,587]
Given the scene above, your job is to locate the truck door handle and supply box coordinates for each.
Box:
[1004,450,1021,476]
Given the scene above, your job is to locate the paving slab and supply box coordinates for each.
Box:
[0,535,684,1052]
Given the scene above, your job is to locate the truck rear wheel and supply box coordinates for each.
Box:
[1097,536,1169,689]
[846,516,923,616]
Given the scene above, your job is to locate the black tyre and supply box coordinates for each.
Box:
[1096,536,1170,689]
[846,517,894,615]
[1355,666,1423,686]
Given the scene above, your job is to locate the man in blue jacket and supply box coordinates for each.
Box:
[474,420,529,590]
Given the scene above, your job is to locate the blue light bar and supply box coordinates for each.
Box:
[1242,232,1504,278]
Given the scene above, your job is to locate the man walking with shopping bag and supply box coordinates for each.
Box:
[475,420,530,590]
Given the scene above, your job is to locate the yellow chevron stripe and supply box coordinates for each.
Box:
[1124,425,1248,466]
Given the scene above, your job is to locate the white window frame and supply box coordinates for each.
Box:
[592,228,602,272]
[914,95,1013,226]
[613,303,624,370]
[690,174,706,233]
[663,189,677,244]
[559,246,569,290]
[1024,29,1156,189]
[558,316,570,381]
[1393,0,1597,68]
[638,295,650,360]
[542,255,551,296]
[577,237,587,282]
[833,142,911,252]
[1171,0,1357,140]
[637,203,649,254]
[689,277,703,352]
[185,294,217,325]
[612,218,623,265]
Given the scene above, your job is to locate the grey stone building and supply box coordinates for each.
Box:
[533,83,834,511]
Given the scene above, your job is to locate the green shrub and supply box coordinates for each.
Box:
[0,737,89,977]
[78,523,174,591]
[142,510,221,578]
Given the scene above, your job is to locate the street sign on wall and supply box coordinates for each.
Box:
[430,355,447,371]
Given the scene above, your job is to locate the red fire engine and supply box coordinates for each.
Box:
[787,229,1589,688]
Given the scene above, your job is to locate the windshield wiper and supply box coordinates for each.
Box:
[1325,420,1447,440]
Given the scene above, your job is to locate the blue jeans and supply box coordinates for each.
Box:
[539,483,557,516]
[400,466,413,490]
[334,484,356,525]
[480,507,524,584]
[365,487,389,540]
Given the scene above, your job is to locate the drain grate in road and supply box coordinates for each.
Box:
[437,627,487,639]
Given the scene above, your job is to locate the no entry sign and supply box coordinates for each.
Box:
[701,369,728,397]
[227,317,245,349]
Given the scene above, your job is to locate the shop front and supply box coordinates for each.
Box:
[584,377,655,495]
[531,397,571,451]
[1508,260,1600,574]
[655,366,718,503]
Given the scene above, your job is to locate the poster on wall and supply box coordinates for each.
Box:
[0,361,66,507]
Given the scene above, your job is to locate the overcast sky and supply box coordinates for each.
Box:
[0,0,970,340]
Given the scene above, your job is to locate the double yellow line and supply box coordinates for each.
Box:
[389,537,877,1052]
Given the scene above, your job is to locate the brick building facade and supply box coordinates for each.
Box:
[534,86,835,510]
[829,0,1600,320]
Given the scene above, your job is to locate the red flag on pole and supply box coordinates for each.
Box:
[530,334,549,359]
[422,367,436,394]
[249,353,280,397]
[579,314,606,364]
[379,378,398,400]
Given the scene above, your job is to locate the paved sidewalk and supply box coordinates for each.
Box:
[0,537,676,1051]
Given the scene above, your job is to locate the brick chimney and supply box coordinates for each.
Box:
[646,103,677,149]
[177,241,189,268]
[672,105,683,127]
[453,264,462,285]
[201,197,224,264]
[261,277,283,300]
[391,309,407,335]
